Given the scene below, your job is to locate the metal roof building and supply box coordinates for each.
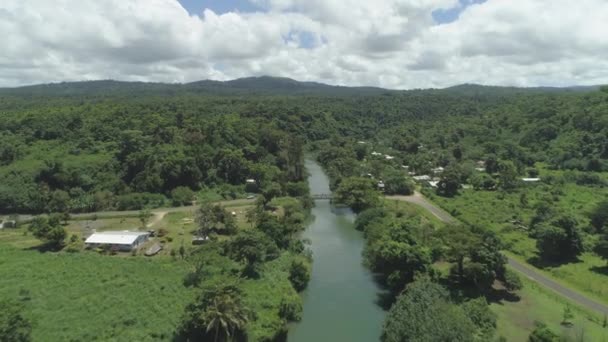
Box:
[85,231,149,251]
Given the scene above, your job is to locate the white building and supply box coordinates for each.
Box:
[85,231,150,251]
[413,175,431,181]
[432,167,444,174]
[522,178,541,182]
[385,155,395,160]
[371,151,382,156]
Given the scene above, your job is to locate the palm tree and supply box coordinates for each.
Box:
[202,288,249,342]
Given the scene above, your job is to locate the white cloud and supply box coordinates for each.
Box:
[0,0,607,88]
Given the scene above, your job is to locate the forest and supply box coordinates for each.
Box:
[1,78,607,341]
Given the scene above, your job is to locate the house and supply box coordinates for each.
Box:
[475,167,486,172]
[0,220,16,229]
[522,178,541,182]
[413,175,431,181]
[432,167,444,174]
[385,155,395,160]
[377,181,385,190]
[246,179,256,184]
[85,231,150,251]
[357,141,366,144]
[428,180,439,188]
[371,151,382,156]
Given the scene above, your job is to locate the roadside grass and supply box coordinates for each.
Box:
[491,276,608,342]
[0,244,194,341]
[507,252,608,307]
[383,198,446,227]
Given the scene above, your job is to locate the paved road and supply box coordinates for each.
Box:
[388,192,608,316]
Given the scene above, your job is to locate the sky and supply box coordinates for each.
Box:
[1,0,608,89]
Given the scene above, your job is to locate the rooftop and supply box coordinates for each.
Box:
[85,231,149,245]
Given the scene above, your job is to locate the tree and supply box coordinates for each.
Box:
[196,203,237,237]
[225,230,278,277]
[594,235,608,264]
[138,208,152,228]
[383,171,415,195]
[28,216,66,248]
[334,177,380,213]
[470,173,496,190]
[536,216,583,262]
[590,200,608,231]
[436,166,461,197]
[497,160,519,190]
[171,186,195,206]
[462,298,497,340]
[440,224,479,283]
[382,278,475,342]
[0,299,32,342]
[562,305,574,326]
[179,284,249,342]
[528,322,559,342]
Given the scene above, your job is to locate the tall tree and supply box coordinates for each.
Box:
[382,278,475,342]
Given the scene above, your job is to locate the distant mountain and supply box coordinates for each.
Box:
[0,76,392,97]
[0,76,602,98]
[438,83,602,96]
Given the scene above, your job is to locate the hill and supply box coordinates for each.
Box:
[0,76,602,98]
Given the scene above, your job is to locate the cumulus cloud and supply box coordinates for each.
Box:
[0,0,607,88]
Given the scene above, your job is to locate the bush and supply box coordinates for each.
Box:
[288,258,311,292]
[115,193,166,210]
[502,269,523,292]
[278,297,303,322]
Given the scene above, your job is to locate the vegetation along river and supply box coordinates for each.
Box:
[288,159,385,341]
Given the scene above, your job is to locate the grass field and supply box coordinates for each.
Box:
[0,198,298,341]
[0,244,194,341]
[491,276,608,341]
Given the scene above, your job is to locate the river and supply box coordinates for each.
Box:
[288,159,385,341]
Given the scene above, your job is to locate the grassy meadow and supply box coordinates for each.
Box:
[491,276,608,342]
[0,244,194,341]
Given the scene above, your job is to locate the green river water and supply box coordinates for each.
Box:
[288,160,385,341]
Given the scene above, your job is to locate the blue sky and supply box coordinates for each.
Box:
[177,0,260,15]
[177,0,487,24]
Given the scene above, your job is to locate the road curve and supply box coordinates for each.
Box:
[387,192,608,316]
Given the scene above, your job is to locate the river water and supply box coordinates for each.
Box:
[288,159,385,341]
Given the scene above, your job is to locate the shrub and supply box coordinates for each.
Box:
[288,258,311,292]
[502,269,523,292]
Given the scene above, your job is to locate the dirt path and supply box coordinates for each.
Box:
[388,192,608,316]
[146,211,167,228]
[15,198,255,222]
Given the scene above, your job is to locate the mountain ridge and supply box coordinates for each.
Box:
[0,76,602,97]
